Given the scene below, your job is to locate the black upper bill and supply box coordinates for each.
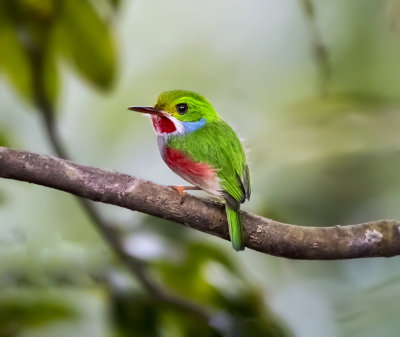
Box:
[127,106,163,116]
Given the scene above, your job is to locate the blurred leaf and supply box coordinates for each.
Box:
[184,241,239,273]
[155,241,239,303]
[0,23,33,102]
[226,289,293,337]
[111,290,160,337]
[109,231,293,336]
[0,290,76,336]
[0,0,60,107]
[0,0,116,110]
[150,240,292,336]
[55,0,116,90]
[158,310,220,337]
[0,130,11,148]
[0,130,10,205]
[108,0,121,9]
[10,0,57,36]
[110,287,221,337]
[264,151,400,227]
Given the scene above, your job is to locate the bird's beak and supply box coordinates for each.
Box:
[128,106,163,116]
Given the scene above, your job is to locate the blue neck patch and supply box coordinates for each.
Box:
[181,118,206,133]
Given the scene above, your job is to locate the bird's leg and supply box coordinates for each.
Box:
[169,185,200,202]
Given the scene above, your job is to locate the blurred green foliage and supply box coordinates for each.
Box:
[0,0,116,108]
[0,130,10,204]
[2,0,400,336]
[0,289,76,337]
[155,241,288,336]
[0,130,10,148]
[110,239,291,337]
[261,95,400,226]
[0,0,292,336]
[54,0,116,90]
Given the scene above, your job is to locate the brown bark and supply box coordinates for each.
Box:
[1,146,399,259]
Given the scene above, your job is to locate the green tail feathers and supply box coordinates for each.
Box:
[226,206,245,251]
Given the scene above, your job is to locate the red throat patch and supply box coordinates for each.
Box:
[151,115,176,134]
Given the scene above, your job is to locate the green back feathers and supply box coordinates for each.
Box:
[168,120,249,251]
[167,120,250,207]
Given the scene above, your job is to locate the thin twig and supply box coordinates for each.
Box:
[299,0,330,97]
[77,198,214,321]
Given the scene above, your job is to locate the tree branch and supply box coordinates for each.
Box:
[1,146,400,260]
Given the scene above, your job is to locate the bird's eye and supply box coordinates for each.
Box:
[176,103,188,115]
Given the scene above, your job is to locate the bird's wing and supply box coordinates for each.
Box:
[242,163,251,201]
[167,120,250,208]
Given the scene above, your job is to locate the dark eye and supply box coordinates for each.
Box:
[176,103,188,115]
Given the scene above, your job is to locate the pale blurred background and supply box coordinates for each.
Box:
[1,0,400,336]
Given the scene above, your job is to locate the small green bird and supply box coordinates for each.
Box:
[128,90,250,251]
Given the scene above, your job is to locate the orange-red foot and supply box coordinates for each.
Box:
[169,185,200,203]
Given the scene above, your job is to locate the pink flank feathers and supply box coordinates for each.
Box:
[163,147,220,195]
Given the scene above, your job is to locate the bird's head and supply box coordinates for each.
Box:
[128,90,219,135]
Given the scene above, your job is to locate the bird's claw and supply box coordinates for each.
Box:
[170,185,185,204]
